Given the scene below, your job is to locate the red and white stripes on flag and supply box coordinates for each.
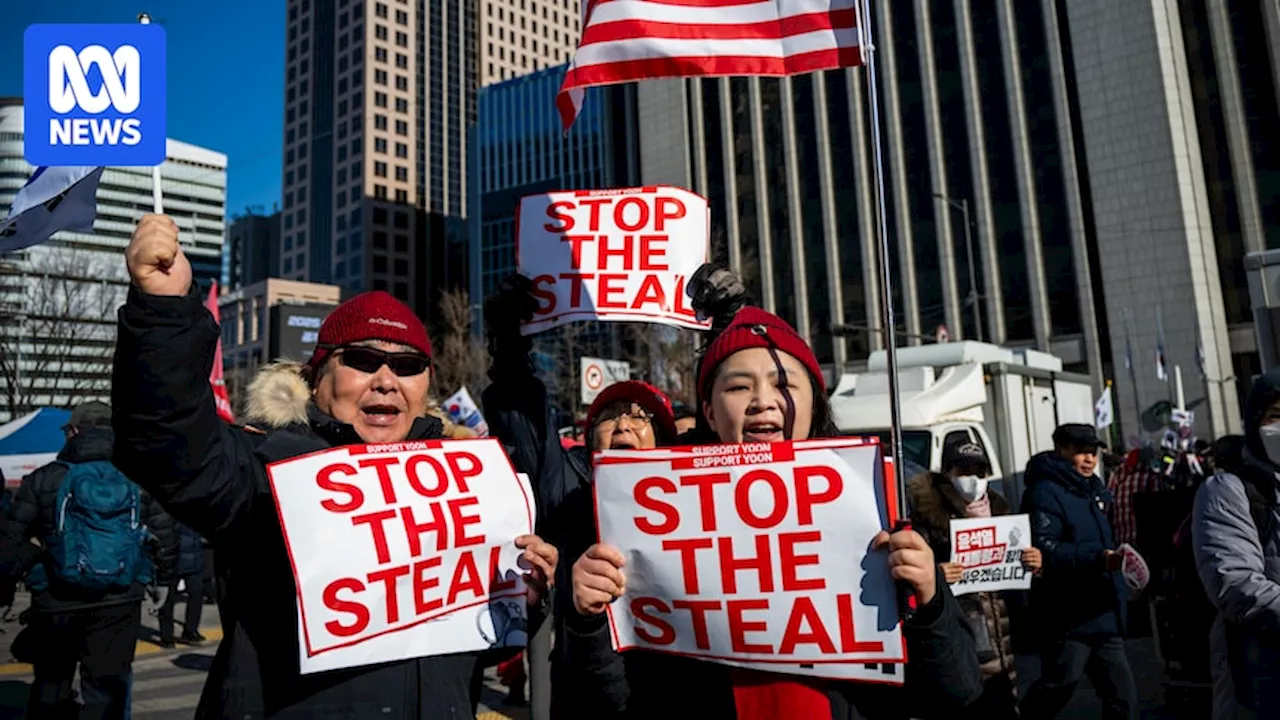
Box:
[556,0,864,130]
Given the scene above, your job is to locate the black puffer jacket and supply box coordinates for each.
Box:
[0,426,177,613]
[112,287,480,720]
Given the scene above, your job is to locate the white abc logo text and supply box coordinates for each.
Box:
[47,44,141,114]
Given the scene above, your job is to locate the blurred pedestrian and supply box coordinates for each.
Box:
[908,440,1041,719]
[1020,424,1135,719]
[0,401,177,720]
[1193,372,1280,719]
[112,215,558,719]
[157,522,206,647]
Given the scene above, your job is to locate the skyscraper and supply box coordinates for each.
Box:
[478,0,582,86]
[282,0,477,321]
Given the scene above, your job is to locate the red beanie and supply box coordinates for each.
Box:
[586,380,678,442]
[697,307,825,398]
[306,291,433,373]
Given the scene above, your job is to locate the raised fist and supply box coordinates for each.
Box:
[127,214,192,297]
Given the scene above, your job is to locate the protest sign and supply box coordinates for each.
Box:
[443,386,489,437]
[593,440,905,680]
[516,186,711,335]
[268,438,535,674]
[947,514,1034,596]
[580,357,631,405]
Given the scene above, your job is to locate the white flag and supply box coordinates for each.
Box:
[442,386,489,437]
[0,166,104,253]
[1095,386,1114,429]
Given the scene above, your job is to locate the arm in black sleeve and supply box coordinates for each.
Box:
[559,607,630,715]
[112,286,263,538]
[898,570,983,712]
[0,471,46,580]
[141,490,178,585]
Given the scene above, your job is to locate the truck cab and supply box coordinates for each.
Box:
[829,341,1095,510]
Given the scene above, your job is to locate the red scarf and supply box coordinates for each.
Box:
[730,668,832,720]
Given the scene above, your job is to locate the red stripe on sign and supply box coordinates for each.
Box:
[580,9,857,45]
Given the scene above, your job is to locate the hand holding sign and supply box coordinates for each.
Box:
[571,543,627,615]
[515,534,558,604]
[873,528,938,607]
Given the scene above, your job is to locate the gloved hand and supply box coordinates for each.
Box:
[148,585,170,609]
[483,274,539,373]
[687,263,748,332]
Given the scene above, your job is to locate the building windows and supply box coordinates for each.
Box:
[375,185,388,199]
[375,161,388,177]
[375,91,387,107]
[375,47,387,62]
[374,256,388,273]
[395,119,408,136]
[395,142,408,158]
[376,2,387,18]
[395,97,408,112]
[375,137,388,153]
[395,31,408,47]
[374,231,388,249]
[395,75,408,91]
[395,234,408,252]
[376,24,388,40]
[395,10,408,24]
[375,69,387,85]
[375,114,388,129]
[395,53,408,69]
[395,166,408,182]
[394,258,409,276]
[284,256,293,273]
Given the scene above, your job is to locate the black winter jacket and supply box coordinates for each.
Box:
[111,287,480,720]
[1021,451,1127,640]
[0,426,178,613]
[176,522,205,577]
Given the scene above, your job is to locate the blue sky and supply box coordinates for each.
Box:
[1,1,285,215]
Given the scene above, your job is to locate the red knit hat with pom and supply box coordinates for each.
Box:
[697,307,825,398]
[306,291,433,373]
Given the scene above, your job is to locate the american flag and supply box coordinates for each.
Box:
[556,0,865,130]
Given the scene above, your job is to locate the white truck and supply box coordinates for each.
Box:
[829,342,1096,510]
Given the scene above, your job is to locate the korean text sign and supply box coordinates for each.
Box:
[516,186,711,335]
[947,514,1033,596]
[268,438,535,674]
[593,440,906,681]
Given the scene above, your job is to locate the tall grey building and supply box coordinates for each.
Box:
[282,0,477,322]
[634,0,1278,442]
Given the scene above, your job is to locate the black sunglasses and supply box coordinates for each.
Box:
[335,346,431,376]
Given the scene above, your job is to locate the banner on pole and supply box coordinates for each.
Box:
[593,439,906,682]
[267,438,536,674]
[516,186,711,335]
[443,386,489,437]
[947,514,1033,596]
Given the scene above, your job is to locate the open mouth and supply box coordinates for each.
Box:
[743,422,783,443]
[361,405,403,426]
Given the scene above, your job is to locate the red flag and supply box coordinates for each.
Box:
[205,282,235,424]
[556,0,865,130]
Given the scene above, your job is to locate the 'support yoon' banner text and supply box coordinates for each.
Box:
[516,186,711,335]
[593,439,907,683]
[947,514,1034,596]
[268,438,536,674]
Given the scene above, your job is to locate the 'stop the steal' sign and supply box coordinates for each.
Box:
[516,186,711,335]
[947,514,1033,596]
[268,438,535,674]
[23,24,167,166]
[593,439,906,683]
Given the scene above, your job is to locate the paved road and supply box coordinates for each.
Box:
[0,592,1204,719]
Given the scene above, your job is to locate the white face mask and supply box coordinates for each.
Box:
[951,474,989,503]
[1259,424,1280,465]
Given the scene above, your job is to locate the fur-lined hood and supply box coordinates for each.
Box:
[241,360,476,439]
[907,470,1010,534]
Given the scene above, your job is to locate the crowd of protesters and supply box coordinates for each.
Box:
[0,213,1270,720]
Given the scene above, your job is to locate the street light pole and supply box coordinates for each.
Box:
[934,193,984,343]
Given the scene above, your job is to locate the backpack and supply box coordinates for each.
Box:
[45,461,151,591]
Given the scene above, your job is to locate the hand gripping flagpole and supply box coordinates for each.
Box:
[139,12,164,214]
[858,0,914,615]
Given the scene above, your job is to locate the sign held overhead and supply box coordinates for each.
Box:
[580,357,631,405]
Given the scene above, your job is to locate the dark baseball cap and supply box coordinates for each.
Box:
[1053,423,1106,450]
[942,440,990,472]
[64,401,112,430]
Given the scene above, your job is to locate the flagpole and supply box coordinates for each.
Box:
[858,1,906,521]
[1124,307,1140,445]
[138,12,164,214]
[1157,306,1171,407]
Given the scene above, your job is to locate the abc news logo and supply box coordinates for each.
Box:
[23,24,166,166]
[48,44,143,147]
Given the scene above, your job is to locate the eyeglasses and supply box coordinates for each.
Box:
[596,405,653,429]
[335,346,431,376]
